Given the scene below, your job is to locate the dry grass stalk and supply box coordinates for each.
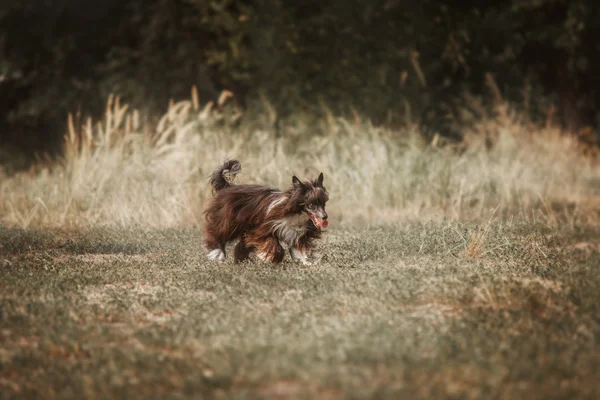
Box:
[1,90,598,229]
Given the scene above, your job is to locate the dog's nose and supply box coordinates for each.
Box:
[322,212,328,220]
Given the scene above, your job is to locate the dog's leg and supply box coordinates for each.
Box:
[292,231,323,265]
[204,230,226,262]
[234,236,252,263]
[255,237,285,264]
[289,246,312,266]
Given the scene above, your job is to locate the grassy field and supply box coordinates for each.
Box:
[1,94,600,398]
[1,221,600,399]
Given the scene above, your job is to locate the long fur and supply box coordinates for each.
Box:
[203,160,329,264]
[208,159,242,192]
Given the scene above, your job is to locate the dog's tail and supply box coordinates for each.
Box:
[209,159,242,192]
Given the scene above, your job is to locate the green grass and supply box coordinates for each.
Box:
[2,221,599,399]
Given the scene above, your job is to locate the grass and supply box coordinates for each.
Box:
[1,222,599,399]
[0,93,598,229]
[1,92,600,398]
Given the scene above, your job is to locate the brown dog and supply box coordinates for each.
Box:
[203,160,329,264]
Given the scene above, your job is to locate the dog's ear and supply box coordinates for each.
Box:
[292,176,304,188]
[317,172,324,187]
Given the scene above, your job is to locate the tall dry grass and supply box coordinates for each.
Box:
[1,90,598,229]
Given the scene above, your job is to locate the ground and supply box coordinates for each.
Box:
[1,221,599,399]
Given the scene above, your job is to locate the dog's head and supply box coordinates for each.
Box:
[291,172,329,228]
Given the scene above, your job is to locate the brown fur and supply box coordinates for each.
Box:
[203,160,329,264]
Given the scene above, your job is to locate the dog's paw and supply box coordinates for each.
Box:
[207,249,226,262]
[291,256,313,266]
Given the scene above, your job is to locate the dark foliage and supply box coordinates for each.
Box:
[1,0,599,164]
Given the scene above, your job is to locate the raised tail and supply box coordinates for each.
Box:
[209,159,242,192]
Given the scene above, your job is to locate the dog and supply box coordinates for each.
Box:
[202,160,329,265]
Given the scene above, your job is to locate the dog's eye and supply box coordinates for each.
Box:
[307,203,315,209]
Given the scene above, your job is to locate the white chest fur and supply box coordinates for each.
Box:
[271,213,310,249]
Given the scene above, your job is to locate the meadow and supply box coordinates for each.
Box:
[1,92,599,399]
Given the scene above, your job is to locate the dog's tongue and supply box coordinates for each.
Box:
[318,219,329,228]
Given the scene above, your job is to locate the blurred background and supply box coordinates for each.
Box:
[1,0,599,172]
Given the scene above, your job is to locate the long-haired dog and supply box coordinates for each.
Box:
[202,160,329,265]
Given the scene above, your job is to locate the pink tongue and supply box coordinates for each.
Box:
[319,220,329,228]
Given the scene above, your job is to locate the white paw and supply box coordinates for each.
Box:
[207,249,225,261]
[290,248,312,266]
